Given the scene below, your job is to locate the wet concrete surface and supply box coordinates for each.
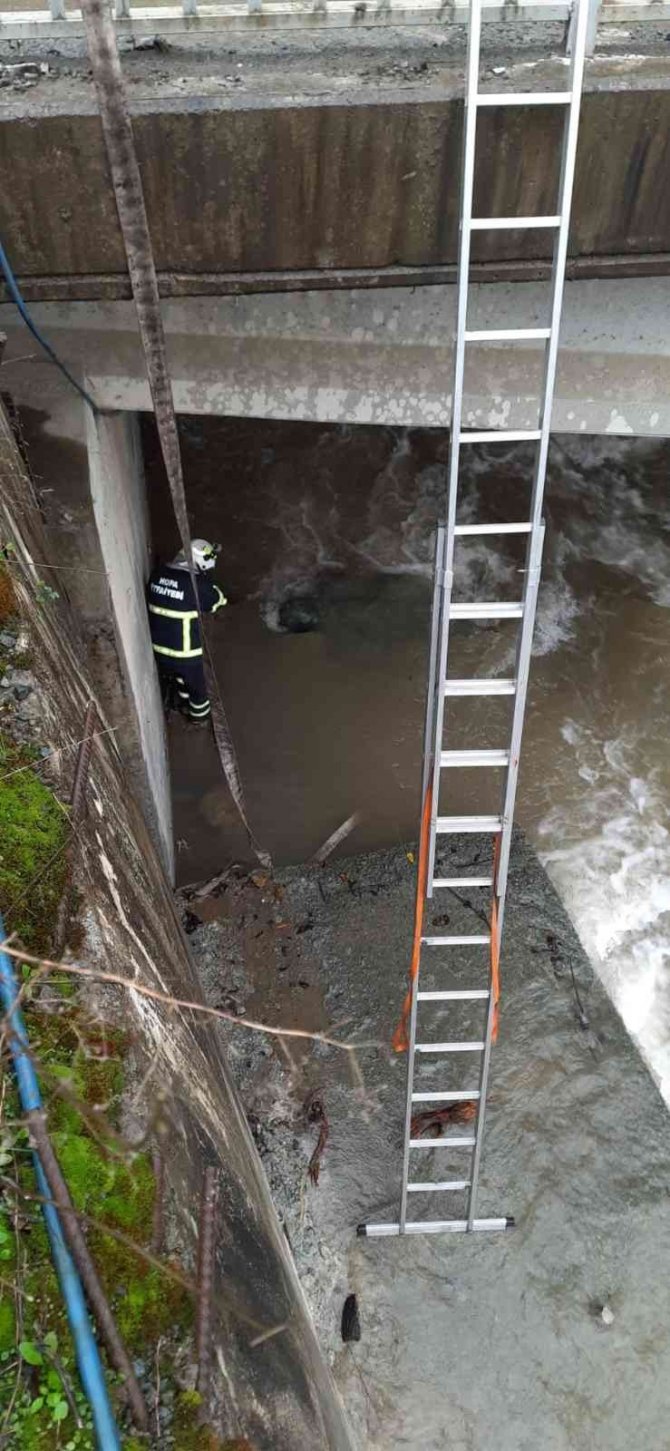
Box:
[182,834,670,1450]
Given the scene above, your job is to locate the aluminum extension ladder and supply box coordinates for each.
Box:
[361,0,589,1239]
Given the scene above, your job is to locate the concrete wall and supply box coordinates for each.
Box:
[86,408,173,875]
[1,56,670,294]
[0,354,173,874]
[2,278,670,436]
[0,398,356,1449]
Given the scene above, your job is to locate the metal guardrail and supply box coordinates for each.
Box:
[0,0,666,44]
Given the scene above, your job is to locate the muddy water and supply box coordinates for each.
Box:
[143,418,670,1100]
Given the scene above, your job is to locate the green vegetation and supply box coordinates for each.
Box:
[173,1393,237,1450]
[0,999,197,1445]
[0,579,230,1447]
[4,1333,95,1447]
[0,732,69,954]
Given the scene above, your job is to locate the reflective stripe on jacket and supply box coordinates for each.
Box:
[147,564,226,659]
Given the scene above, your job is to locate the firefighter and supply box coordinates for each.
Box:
[147,539,227,722]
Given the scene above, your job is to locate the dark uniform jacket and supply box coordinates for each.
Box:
[147,564,226,660]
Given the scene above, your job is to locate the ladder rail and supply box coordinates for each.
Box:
[464,525,544,1230]
[497,0,589,898]
[465,0,590,1231]
[399,526,446,1234]
[421,527,447,800]
[426,0,482,898]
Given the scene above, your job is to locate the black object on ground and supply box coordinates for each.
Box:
[341,1293,361,1343]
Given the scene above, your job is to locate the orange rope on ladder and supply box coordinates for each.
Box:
[490,833,502,1043]
[392,783,432,1053]
[392,815,504,1052]
[490,894,501,1044]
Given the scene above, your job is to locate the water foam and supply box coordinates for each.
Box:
[538,722,670,1101]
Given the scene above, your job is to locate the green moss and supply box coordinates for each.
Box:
[46,1117,191,1352]
[0,731,69,952]
[113,1262,190,1347]
[0,1207,16,1275]
[171,1392,255,1451]
[0,1295,15,1352]
[74,1043,125,1112]
[53,1132,111,1212]
[173,1391,229,1450]
[33,1014,126,1136]
[30,1011,80,1064]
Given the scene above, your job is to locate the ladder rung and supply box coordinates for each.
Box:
[421,934,490,946]
[451,601,523,620]
[454,523,532,536]
[432,878,493,889]
[361,1218,511,1236]
[476,91,571,107]
[441,749,509,767]
[409,1136,476,1148]
[417,990,490,1001]
[445,678,516,696]
[412,1090,481,1103]
[415,1042,485,1053]
[470,215,561,230]
[464,328,551,343]
[436,815,501,834]
[407,1180,470,1192]
[460,430,541,443]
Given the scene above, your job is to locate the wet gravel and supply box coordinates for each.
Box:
[183,835,670,1450]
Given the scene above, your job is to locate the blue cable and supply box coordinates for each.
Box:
[0,240,99,414]
[0,914,121,1450]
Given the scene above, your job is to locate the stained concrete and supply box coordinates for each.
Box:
[184,836,670,1449]
[86,407,173,874]
[3,278,670,435]
[0,377,173,869]
[2,46,670,289]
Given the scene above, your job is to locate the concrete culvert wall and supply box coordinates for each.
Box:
[0,396,355,1448]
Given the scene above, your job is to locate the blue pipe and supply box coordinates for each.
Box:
[0,239,98,414]
[0,915,121,1450]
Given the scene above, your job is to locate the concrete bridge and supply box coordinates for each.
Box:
[1,15,669,868]
[2,14,670,1447]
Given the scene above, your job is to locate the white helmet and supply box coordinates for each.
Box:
[172,539,221,572]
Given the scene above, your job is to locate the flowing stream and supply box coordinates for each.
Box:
[145,418,670,1101]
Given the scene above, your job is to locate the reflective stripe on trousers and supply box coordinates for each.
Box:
[154,654,210,718]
